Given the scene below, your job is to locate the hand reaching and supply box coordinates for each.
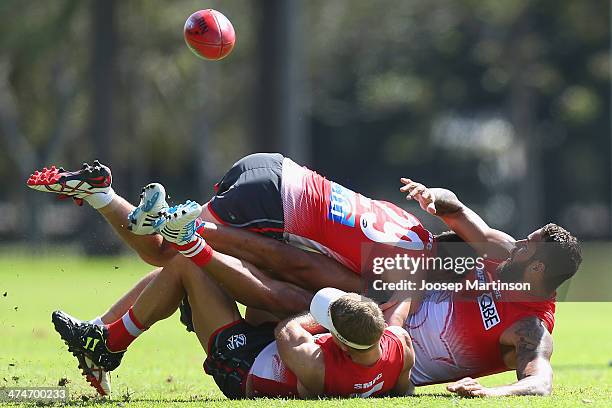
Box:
[400,178,437,215]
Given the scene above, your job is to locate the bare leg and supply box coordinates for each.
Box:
[202,251,312,318]
[100,197,359,293]
[245,308,279,325]
[127,245,312,339]
[197,219,361,293]
[131,255,241,348]
[98,196,177,266]
[98,268,161,323]
[178,258,242,347]
[131,256,190,327]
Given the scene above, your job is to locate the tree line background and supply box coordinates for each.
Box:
[0,0,609,253]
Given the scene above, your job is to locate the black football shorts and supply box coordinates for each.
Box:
[203,319,276,399]
[208,153,285,239]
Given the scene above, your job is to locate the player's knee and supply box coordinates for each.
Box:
[138,243,178,267]
[139,253,168,267]
[159,254,190,278]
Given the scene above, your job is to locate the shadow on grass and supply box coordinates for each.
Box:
[14,396,226,407]
[12,390,471,406]
[411,393,456,398]
[14,393,461,406]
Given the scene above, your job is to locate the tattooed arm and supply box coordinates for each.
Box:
[447,317,553,397]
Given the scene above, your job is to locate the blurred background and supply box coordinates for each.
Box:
[0,0,609,254]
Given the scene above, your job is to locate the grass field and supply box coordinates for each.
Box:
[1,254,611,407]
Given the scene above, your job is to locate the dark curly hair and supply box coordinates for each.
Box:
[534,223,582,293]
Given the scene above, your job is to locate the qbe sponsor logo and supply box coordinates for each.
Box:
[478,292,500,330]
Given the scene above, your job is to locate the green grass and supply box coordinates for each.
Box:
[1,254,611,407]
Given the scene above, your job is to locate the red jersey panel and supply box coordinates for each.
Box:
[317,329,405,397]
[405,259,555,385]
[248,329,405,398]
[281,158,433,273]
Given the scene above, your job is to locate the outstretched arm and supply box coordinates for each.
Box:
[274,313,326,397]
[399,178,515,258]
[447,317,553,397]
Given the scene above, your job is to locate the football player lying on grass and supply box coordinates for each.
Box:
[27,154,430,326]
[27,154,432,283]
[398,178,582,397]
[51,200,414,399]
[27,157,581,397]
[26,156,424,394]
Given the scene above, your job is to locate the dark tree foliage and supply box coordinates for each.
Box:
[0,0,608,248]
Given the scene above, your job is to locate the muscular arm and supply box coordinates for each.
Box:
[274,313,326,397]
[400,179,515,258]
[498,317,554,396]
[447,317,554,397]
[386,326,416,396]
[200,222,361,293]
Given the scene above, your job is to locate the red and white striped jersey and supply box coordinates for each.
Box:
[247,328,406,398]
[281,158,433,274]
[405,259,556,385]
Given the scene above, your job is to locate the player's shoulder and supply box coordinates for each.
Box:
[385,325,410,339]
[385,325,412,350]
[385,326,415,371]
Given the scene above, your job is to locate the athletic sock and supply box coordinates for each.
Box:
[105,307,147,352]
[90,316,105,326]
[84,188,116,210]
[172,235,213,267]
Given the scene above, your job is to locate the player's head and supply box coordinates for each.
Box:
[329,293,385,352]
[499,223,582,295]
[311,289,385,354]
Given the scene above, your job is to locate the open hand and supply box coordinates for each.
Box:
[400,178,437,215]
[447,377,496,397]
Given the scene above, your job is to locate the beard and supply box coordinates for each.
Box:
[497,257,528,284]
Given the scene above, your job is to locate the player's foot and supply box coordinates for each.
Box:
[153,200,203,244]
[127,183,169,235]
[77,354,111,397]
[52,310,125,372]
[26,161,112,206]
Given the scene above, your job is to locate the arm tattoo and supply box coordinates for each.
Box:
[515,319,542,353]
[513,318,552,379]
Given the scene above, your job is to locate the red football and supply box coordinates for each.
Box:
[184,9,236,60]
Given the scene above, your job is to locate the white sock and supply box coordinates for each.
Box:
[121,310,145,337]
[90,316,105,326]
[84,188,116,210]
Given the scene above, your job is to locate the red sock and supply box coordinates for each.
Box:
[173,236,213,267]
[106,307,147,352]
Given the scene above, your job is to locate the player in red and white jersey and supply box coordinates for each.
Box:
[201,153,433,275]
[51,223,414,399]
[399,179,582,396]
[28,155,423,395]
[278,157,433,272]
[407,258,555,386]
[27,154,430,300]
[248,288,413,398]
